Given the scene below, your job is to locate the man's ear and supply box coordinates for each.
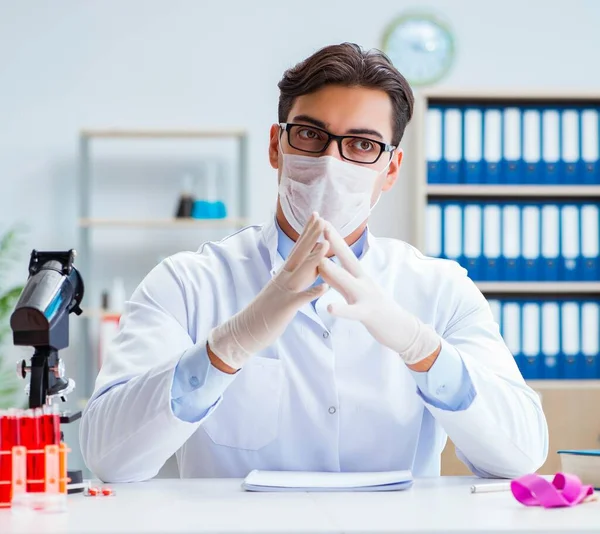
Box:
[269,124,281,169]
[381,149,403,192]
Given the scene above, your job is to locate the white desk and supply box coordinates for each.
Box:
[2,477,599,533]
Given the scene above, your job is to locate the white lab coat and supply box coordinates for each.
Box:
[80,216,548,482]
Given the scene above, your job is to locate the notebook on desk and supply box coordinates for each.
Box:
[241,469,414,492]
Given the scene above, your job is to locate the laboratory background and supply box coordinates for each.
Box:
[1,0,600,481]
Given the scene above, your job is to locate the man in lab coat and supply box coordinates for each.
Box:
[80,43,548,482]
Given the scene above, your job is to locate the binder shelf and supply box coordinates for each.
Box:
[489,297,599,381]
[426,200,600,282]
[421,92,600,186]
[414,90,600,381]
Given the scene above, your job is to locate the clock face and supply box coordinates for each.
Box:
[382,13,455,86]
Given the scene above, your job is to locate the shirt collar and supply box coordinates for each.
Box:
[275,218,368,262]
[260,213,371,272]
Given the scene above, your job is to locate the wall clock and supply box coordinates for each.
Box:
[382,11,455,86]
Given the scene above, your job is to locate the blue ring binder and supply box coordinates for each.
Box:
[426,103,600,186]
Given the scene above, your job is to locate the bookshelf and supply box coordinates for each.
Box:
[412,89,600,475]
[78,217,248,229]
[76,128,249,400]
[427,185,600,198]
[475,282,600,295]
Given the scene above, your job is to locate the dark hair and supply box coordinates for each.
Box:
[278,42,414,146]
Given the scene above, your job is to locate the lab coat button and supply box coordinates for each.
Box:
[189,376,200,388]
[328,406,336,414]
[322,331,330,339]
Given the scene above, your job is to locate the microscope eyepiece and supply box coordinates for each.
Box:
[9,249,84,410]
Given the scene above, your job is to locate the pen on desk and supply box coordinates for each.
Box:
[470,482,512,494]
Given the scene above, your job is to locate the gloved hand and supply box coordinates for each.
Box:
[318,222,441,365]
[208,213,329,370]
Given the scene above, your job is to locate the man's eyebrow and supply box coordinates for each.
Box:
[291,115,384,140]
[292,115,329,130]
[346,128,383,140]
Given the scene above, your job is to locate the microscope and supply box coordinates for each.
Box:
[10,249,85,492]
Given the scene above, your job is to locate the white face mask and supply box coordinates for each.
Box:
[278,147,391,237]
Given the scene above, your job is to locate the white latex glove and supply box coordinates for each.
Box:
[208,213,330,369]
[318,222,441,365]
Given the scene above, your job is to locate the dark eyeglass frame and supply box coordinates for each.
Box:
[279,122,396,164]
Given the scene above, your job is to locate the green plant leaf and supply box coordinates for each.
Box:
[0,226,26,409]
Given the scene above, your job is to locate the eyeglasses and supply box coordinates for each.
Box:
[279,123,396,164]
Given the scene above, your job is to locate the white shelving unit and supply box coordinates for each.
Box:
[76,128,249,399]
[78,217,249,229]
[475,282,600,294]
[527,379,600,390]
[427,185,600,198]
[412,89,600,475]
[80,128,248,139]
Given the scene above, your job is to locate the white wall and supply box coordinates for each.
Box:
[3,0,600,255]
[1,0,600,473]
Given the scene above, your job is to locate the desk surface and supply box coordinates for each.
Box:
[2,477,599,534]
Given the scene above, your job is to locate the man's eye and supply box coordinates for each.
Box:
[298,128,320,139]
[353,139,375,151]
